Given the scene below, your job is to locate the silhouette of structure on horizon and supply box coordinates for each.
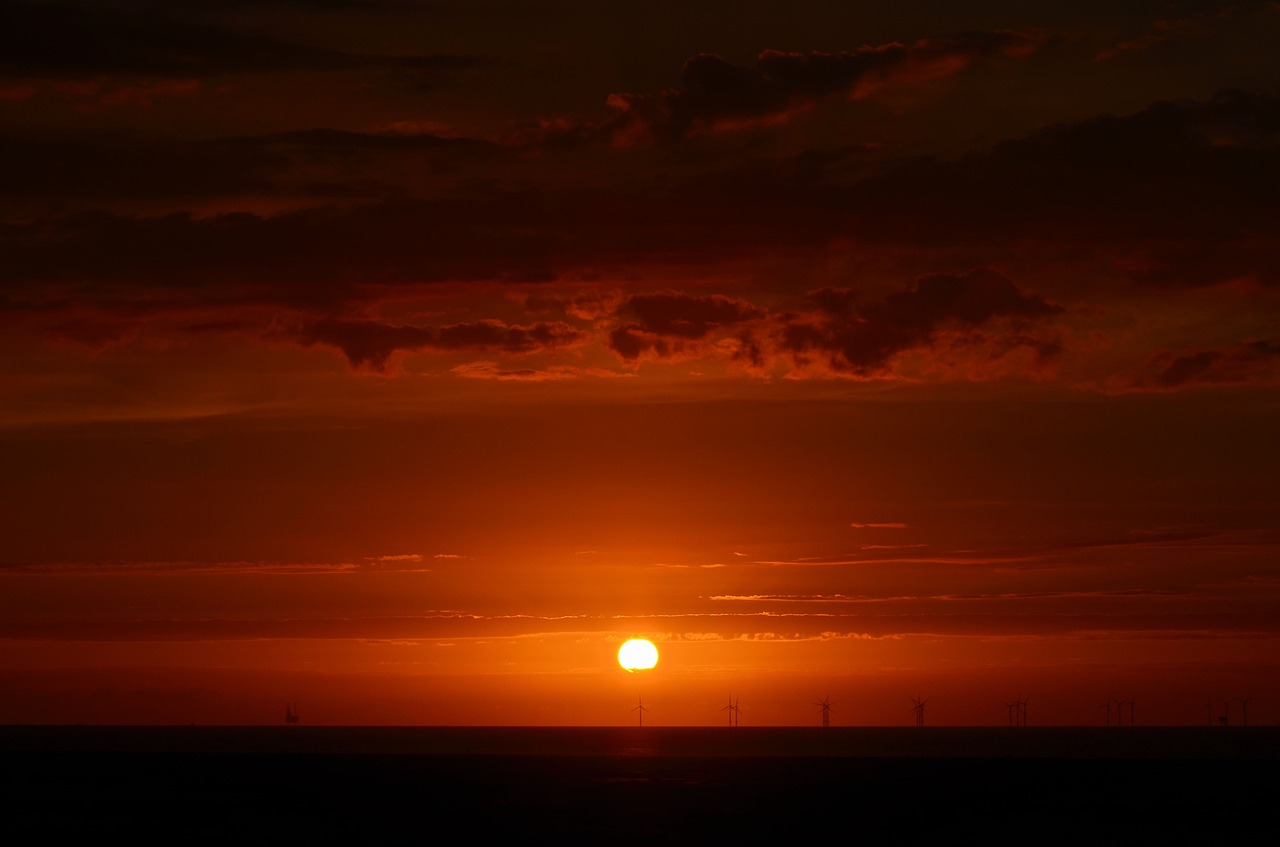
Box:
[1213,696,1253,727]
[285,703,299,725]
[1109,697,1135,726]
[816,696,832,728]
[911,696,928,727]
[1003,695,1029,727]
[720,696,741,727]
[631,696,648,727]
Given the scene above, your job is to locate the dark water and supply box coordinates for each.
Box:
[3,726,1276,840]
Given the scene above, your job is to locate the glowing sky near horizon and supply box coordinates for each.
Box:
[2,0,1279,727]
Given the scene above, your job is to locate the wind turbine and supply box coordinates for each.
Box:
[1118,698,1135,726]
[910,696,928,727]
[1237,696,1252,727]
[631,696,649,727]
[721,696,740,727]
[816,696,832,728]
[1111,697,1126,726]
[1004,695,1028,727]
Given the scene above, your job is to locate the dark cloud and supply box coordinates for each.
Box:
[782,268,1062,375]
[88,0,378,11]
[732,330,766,370]
[848,90,1280,287]
[0,134,275,202]
[435,320,585,353]
[1094,4,1244,63]
[3,85,1276,391]
[296,318,586,371]
[0,199,564,303]
[11,82,1273,309]
[0,1,490,79]
[1143,340,1280,389]
[607,327,671,363]
[179,1,377,9]
[295,318,435,370]
[605,30,1044,142]
[0,177,835,312]
[620,293,765,339]
[0,129,495,204]
[607,293,765,361]
[602,274,1062,374]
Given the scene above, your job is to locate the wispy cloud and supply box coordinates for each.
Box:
[662,630,906,643]
[450,362,630,381]
[653,562,728,569]
[708,589,1198,604]
[861,544,928,550]
[0,558,435,575]
[0,560,362,575]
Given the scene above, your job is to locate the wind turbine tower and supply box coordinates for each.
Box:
[816,696,832,728]
[631,696,649,727]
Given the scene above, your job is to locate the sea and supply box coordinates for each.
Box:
[2,725,1275,841]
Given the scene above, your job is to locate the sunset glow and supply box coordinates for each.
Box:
[1,2,1279,728]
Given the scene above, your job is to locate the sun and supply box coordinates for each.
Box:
[617,638,659,672]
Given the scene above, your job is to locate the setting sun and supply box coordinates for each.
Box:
[617,638,659,672]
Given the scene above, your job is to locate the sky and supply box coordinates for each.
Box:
[2,0,1279,727]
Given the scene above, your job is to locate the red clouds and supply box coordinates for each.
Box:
[605,31,1045,143]
[596,271,1064,381]
[1,18,1277,394]
[298,318,588,371]
[779,269,1062,377]
[608,293,766,362]
[1142,340,1280,389]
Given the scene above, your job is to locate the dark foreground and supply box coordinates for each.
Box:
[3,726,1276,841]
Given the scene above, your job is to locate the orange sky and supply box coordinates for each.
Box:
[2,1,1279,726]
